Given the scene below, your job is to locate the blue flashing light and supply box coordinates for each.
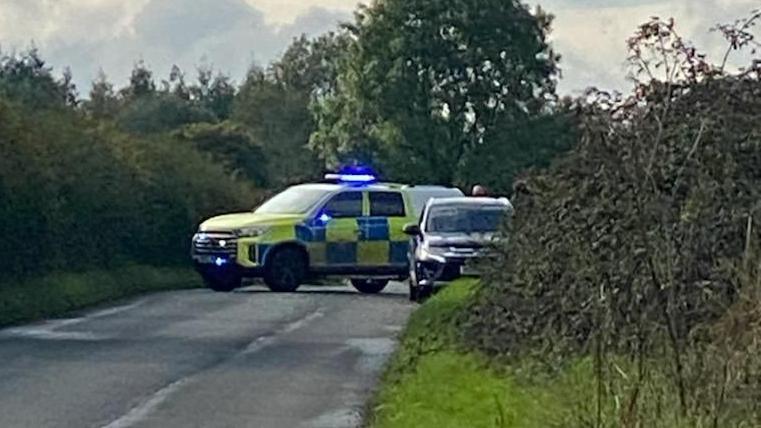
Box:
[214,257,228,267]
[325,165,379,185]
[338,174,376,183]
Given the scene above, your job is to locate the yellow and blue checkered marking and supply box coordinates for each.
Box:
[295,223,326,242]
[358,217,389,241]
[256,217,409,267]
[327,242,357,264]
[389,241,409,264]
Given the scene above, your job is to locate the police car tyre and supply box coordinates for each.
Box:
[204,272,241,293]
[350,279,389,294]
[264,246,308,293]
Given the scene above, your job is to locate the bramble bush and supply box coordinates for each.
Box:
[465,12,761,427]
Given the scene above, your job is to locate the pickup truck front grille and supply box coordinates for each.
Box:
[192,232,238,256]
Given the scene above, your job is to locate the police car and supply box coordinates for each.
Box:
[192,169,462,293]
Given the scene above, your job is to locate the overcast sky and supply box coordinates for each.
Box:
[0,0,758,96]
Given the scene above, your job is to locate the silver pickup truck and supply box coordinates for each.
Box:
[403,197,513,301]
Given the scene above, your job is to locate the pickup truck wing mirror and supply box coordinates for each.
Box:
[403,223,421,236]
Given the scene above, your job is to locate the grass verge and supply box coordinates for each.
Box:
[0,265,201,327]
[367,280,568,428]
[367,279,759,428]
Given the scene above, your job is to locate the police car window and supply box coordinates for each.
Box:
[323,192,363,218]
[370,192,405,217]
[256,187,333,214]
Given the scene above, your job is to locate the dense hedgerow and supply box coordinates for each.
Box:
[464,16,761,426]
[0,98,258,278]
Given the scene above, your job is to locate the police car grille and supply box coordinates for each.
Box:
[193,232,238,256]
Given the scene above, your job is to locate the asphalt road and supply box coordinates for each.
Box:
[0,282,415,428]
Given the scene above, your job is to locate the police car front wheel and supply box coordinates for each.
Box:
[264,246,308,293]
[204,272,241,293]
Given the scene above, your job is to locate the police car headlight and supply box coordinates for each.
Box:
[234,226,270,238]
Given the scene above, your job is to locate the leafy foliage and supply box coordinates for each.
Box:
[190,66,236,120]
[233,34,349,187]
[0,96,257,278]
[311,0,566,187]
[0,2,581,285]
[0,266,199,327]
[464,14,761,426]
[233,69,321,186]
[84,70,120,120]
[0,49,77,109]
[116,92,217,135]
[173,121,268,186]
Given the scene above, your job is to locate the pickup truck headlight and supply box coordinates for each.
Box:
[234,226,270,238]
[419,243,447,263]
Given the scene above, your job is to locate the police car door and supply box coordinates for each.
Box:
[320,191,363,268]
[357,191,409,268]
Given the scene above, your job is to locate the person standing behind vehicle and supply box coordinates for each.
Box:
[471,185,488,197]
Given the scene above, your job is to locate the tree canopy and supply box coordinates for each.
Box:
[311,0,563,186]
[0,49,77,109]
[0,1,584,278]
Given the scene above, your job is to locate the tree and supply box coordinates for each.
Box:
[174,121,268,186]
[191,66,236,120]
[0,49,78,109]
[116,92,215,135]
[311,0,561,185]
[123,61,156,99]
[233,34,348,187]
[272,32,351,96]
[116,64,217,135]
[233,68,320,186]
[458,108,577,193]
[84,70,120,120]
[165,64,190,101]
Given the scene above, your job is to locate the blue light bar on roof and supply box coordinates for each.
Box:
[325,165,378,184]
[325,173,377,183]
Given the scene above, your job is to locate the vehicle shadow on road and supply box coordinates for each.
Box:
[232,286,410,301]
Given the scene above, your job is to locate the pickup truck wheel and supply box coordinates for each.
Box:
[203,272,241,293]
[417,284,433,302]
[264,247,307,293]
[408,281,419,302]
[409,261,436,303]
[408,264,420,302]
[351,279,389,294]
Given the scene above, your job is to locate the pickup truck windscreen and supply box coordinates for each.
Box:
[426,205,508,234]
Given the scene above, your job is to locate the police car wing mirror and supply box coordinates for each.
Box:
[403,223,421,236]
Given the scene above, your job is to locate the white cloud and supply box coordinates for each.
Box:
[0,0,758,96]
[245,0,360,24]
[541,0,761,93]
[0,0,349,94]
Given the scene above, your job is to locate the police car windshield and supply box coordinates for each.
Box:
[426,205,508,234]
[255,187,332,214]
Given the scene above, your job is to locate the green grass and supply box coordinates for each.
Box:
[0,265,201,327]
[368,280,569,428]
[373,350,566,428]
[368,280,760,428]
